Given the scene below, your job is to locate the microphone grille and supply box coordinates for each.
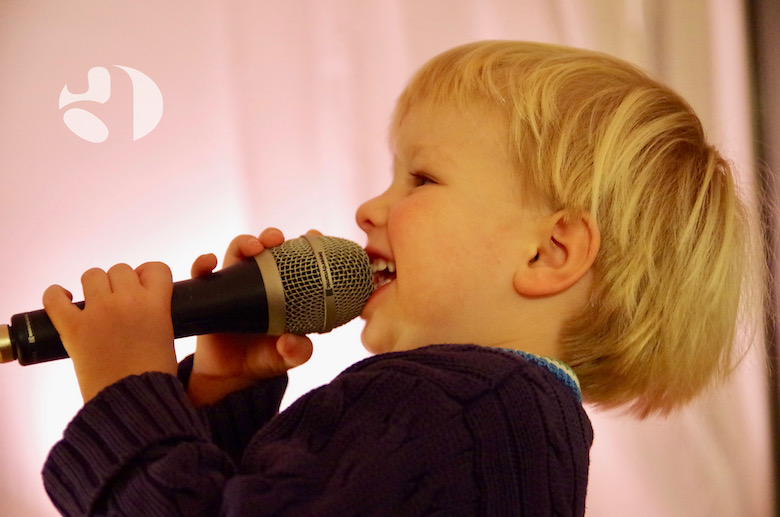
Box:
[269,235,373,334]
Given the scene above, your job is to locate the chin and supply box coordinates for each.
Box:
[359,326,393,355]
[360,321,435,355]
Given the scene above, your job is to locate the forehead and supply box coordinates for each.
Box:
[392,101,508,157]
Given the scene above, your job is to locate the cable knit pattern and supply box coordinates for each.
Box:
[43,344,592,516]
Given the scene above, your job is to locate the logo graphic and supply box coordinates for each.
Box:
[59,65,163,143]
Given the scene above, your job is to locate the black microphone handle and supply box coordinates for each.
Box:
[4,257,271,366]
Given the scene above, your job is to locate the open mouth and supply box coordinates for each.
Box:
[371,257,396,290]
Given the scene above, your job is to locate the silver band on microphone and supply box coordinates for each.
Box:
[254,251,286,336]
[304,234,337,333]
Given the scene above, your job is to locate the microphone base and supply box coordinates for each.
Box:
[0,325,14,363]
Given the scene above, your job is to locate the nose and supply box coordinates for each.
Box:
[356,190,389,234]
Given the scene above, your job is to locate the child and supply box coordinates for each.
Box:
[41,41,748,516]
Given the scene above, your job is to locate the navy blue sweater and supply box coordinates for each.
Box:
[43,345,592,516]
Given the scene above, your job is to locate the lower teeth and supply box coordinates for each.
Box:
[373,273,395,289]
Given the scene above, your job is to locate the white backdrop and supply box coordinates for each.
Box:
[0,1,771,515]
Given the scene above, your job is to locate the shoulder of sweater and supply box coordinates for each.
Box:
[332,344,576,406]
[343,344,543,377]
[250,345,593,474]
[260,344,592,452]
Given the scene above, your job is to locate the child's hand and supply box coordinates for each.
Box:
[42,262,177,403]
[186,228,314,406]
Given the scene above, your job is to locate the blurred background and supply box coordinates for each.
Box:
[0,1,776,515]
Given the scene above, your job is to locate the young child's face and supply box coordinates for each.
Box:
[356,101,545,354]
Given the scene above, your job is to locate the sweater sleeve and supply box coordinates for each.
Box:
[178,355,289,463]
[42,367,287,517]
[43,372,227,516]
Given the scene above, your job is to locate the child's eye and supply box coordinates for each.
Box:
[410,172,436,187]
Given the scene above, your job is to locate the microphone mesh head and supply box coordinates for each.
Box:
[269,235,373,334]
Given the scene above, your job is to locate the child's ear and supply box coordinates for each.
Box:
[514,210,600,297]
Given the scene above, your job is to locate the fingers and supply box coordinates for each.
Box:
[276,333,314,370]
[258,227,285,247]
[195,227,324,277]
[191,253,218,278]
[81,267,111,301]
[222,228,285,268]
[238,237,264,259]
[239,333,313,381]
[105,263,138,292]
[190,228,283,279]
[222,235,259,267]
[50,263,171,312]
[233,228,284,258]
[42,284,79,331]
[81,263,171,296]
[136,262,173,294]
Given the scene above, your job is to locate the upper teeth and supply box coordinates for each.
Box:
[371,258,396,274]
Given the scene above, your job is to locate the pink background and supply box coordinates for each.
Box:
[0,1,771,515]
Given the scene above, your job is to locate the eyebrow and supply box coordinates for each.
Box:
[401,144,455,168]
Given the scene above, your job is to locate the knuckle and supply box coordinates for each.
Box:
[154,261,172,272]
[230,234,254,247]
[81,267,105,282]
[153,261,173,278]
[108,263,133,275]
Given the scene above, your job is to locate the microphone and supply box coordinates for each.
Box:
[0,234,373,366]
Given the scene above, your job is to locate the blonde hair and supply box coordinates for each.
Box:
[393,41,751,416]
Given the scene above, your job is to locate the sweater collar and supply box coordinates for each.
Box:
[501,349,582,402]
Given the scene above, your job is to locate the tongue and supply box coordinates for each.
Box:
[373,270,396,289]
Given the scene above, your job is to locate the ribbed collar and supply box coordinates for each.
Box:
[501,349,582,402]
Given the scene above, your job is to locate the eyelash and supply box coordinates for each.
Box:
[410,172,435,187]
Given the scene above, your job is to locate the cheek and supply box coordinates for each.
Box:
[389,198,483,293]
[387,196,463,251]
